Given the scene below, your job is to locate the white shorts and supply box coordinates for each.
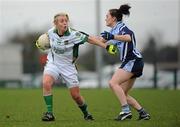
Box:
[43,62,79,88]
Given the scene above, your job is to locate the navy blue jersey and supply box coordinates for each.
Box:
[108,22,142,61]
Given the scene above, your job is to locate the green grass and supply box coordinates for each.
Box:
[0,88,180,127]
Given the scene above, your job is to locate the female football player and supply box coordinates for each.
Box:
[101,4,150,121]
[39,12,107,121]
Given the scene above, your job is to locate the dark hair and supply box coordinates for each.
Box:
[109,4,131,21]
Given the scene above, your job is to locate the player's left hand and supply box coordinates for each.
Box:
[101,31,114,40]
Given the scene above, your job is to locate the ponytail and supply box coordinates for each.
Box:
[109,4,131,22]
[118,4,131,16]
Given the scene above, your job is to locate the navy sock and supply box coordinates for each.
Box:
[137,108,145,114]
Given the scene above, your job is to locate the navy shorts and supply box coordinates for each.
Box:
[120,58,144,78]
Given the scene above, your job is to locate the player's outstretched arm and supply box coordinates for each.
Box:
[87,36,107,48]
[79,31,117,55]
[79,31,106,48]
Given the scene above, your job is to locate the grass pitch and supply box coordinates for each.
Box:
[0,88,180,127]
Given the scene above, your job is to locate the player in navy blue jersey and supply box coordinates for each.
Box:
[101,4,150,121]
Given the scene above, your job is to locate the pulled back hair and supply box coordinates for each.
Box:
[109,4,131,21]
[54,12,69,22]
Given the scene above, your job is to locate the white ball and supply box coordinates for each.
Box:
[36,33,50,50]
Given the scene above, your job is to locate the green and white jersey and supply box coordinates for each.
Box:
[47,27,88,65]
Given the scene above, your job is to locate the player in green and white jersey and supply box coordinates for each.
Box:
[40,12,107,121]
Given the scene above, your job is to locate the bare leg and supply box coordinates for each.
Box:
[42,74,55,121]
[43,74,55,96]
[121,78,142,110]
[69,86,84,105]
[69,86,94,120]
[120,78,151,120]
[109,68,134,120]
[109,69,134,106]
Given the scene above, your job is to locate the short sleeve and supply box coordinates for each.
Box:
[120,26,135,42]
[120,26,133,36]
[72,31,88,45]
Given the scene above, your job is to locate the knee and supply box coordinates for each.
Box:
[43,79,53,91]
[108,80,124,91]
[108,80,117,89]
[71,92,81,101]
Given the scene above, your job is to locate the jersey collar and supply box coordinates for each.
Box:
[64,28,71,36]
[112,21,123,31]
[53,27,71,36]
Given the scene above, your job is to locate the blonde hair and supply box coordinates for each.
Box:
[53,12,69,22]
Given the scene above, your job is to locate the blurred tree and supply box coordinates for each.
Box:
[157,46,178,62]
[142,37,157,63]
[8,32,42,73]
[77,47,120,71]
[142,36,178,63]
[77,47,96,71]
